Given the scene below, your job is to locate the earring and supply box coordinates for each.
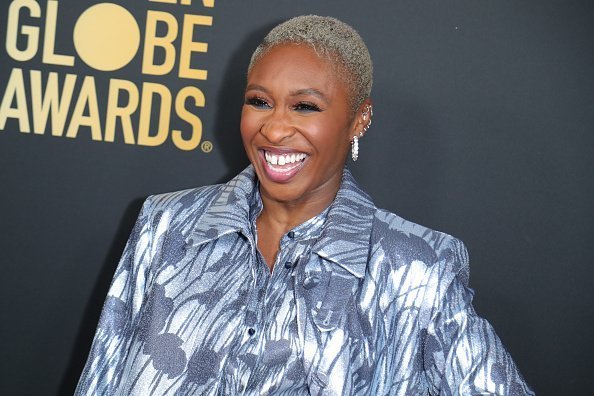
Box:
[353,106,372,162]
[351,136,359,161]
[351,131,363,161]
[362,105,373,132]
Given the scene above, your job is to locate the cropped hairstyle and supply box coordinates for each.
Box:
[248,15,373,111]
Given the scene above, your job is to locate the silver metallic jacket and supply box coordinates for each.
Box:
[76,166,534,395]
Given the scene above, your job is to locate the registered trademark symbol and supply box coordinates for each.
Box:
[201,140,213,153]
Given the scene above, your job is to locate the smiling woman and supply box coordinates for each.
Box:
[241,43,370,267]
[75,15,534,395]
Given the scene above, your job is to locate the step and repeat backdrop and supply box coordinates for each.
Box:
[1,1,592,394]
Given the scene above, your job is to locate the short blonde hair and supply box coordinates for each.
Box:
[248,15,373,111]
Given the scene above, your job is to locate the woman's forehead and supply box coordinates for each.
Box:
[247,44,348,95]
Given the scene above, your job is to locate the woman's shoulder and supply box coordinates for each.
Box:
[370,207,469,280]
[372,208,461,247]
[142,167,256,217]
[148,183,222,205]
[131,183,231,236]
[142,183,223,215]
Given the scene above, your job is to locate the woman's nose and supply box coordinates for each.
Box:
[260,111,296,144]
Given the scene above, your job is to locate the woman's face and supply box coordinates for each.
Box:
[241,44,365,207]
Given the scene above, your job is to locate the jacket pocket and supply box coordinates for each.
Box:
[297,256,360,332]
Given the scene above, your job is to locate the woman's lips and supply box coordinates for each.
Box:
[259,149,309,183]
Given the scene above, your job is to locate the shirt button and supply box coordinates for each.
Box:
[284,260,294,269]
[287,231,295,239]
[247,328,256,336]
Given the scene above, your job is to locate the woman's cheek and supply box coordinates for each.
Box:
[240,108,259,139]
[240,110,253,142]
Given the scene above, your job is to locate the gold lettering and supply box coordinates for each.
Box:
[137,82,171,146]
[66,76,102,140]
[180,0,215,7]
[42,0,75,66]
[158,0,216,6]
[105,79,139,144]
[178,14,211,80]
[172,86,204,151]
[6,0,41,61]
[142,11,178,76]
[30,70,76,136]
[0,68,30,132]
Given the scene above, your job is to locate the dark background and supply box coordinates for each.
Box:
[1,1,593,394]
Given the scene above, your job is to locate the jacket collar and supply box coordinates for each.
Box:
[188,166,375,278]
[188,167,257,245]
[311,168,375,278]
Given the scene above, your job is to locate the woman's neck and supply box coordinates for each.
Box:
[255,184,338,270]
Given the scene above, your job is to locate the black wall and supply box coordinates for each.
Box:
[1,1,592,394]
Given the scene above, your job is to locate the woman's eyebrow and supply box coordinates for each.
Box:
[290,88,329,104]
[245,85,330,104]
[245,84,269,93]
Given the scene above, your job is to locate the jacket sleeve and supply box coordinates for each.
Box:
[422,238,535,395]
[75,197,156,396]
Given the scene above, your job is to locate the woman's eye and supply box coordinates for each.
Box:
[293,102,321,113]
[245,97,270,109]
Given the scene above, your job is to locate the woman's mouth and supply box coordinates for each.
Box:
[260,149,309,183]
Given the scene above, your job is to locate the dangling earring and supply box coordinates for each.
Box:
[352,105,372,162]
[351,136,359,161]
[351,132,363,161]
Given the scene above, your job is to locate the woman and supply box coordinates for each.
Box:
[76,15,533,395]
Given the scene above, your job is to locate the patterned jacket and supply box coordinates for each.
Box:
[76,166,533,395]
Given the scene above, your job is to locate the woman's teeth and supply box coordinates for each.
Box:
[265,151,307,166]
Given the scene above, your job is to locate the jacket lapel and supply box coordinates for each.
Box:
[312,167,375,278]
[297,168,376,395]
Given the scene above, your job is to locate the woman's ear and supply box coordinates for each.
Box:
[353,99,373,139]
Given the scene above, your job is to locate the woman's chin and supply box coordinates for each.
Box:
[256,170,309,205]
